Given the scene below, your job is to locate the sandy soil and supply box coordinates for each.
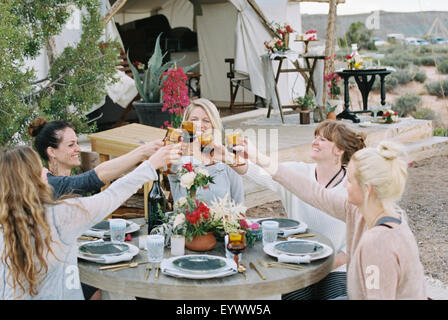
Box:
[246,154,448,286]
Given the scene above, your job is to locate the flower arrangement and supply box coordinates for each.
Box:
[264,22,295,54]
[208,194,260,247]
[175,162,215,198]
[324,72,342,99]
[161,66,190,129]
[172,197,221,242]
[296,29,317,41]
[380,109,398,123]
[345,53,363,70]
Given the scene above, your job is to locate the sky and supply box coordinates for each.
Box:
[299,0,448,15]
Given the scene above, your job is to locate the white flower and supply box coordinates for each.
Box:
[173,213,185,229]
[196,167,209,177]
[176,197,188,207]
[180,171,196,189]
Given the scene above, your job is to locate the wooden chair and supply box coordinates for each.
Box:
[225,58,258,113]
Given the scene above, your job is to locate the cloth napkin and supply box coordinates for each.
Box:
[99,252,135,264]
[277,223,308,237]
[82,229,106,238]
[278,254,311,264]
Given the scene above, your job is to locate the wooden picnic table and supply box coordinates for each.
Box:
[87,123,167,219]
[78,218,335,300]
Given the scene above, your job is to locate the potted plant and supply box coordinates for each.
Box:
[295,94,316,125]
[326,102,337,120]
[128,33,199,128]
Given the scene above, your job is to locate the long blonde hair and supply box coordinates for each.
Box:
[350,141,408,216]
[0,146,58,297]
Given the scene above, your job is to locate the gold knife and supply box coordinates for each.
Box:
[99,261,148,271]
[249,262,266,280]
[154,264,160,280]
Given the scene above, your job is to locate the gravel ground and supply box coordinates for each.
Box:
[246,154,448,286]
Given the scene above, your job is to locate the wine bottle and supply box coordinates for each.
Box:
[147,170,167,234]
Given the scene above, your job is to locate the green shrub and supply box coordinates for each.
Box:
[437,60,448,74]
[425,80,448,97]
[393,69,413,85]
[392,93,422,117]
[413,70,427,83]
[433,127,448,137]
[411,108,436,120]
[414,56,437,66]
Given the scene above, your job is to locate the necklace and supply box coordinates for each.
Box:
[315,166,346,189]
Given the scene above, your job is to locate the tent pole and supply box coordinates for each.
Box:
[103,0,129,25]
[323,0,338,108]
[247,0,277,38]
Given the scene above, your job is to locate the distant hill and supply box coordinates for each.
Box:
[301,11,448,40]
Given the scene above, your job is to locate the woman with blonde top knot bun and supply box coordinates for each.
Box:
[245,139,426,299]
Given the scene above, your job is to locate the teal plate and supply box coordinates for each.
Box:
[258,218,300,229]
[274,240,324,256]
[172,255,228,274]
[91,220,131,231]
[79,242,129,257]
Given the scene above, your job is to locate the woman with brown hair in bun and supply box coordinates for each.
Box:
[28,117,164,199]
[236,120,366,300]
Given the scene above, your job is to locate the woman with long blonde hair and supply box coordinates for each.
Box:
[245,139,426,299]
[168,98,244,206]
[0,144,180,299]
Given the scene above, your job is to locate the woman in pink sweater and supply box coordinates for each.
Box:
[245,139,426,299]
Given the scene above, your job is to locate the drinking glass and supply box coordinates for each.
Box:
[146,235,165,263]
[170,235,185,256]
[199,132,214,158]
[109,218,127,243]
[262,221,279,246]
[225,132,246,167]
[181,121,196,155]
[162,127,183,174]
[226,232,246,268]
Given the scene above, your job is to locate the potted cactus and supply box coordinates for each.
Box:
[128,33,199,128]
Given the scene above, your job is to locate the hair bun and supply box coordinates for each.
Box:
[27,117,48,137]
[376,141,403,161]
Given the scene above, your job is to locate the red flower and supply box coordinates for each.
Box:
[182,162,194,172]
[384,112,390,117]
[286,25,294,33]
[346,54,353,60]
[239,219,250,229]
[305,29,317,34]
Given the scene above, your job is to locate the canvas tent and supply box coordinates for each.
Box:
[26,0,325,124]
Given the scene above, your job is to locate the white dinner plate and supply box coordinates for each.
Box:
[89,221,141,236]
[263,240,333,262]
[77,241,139,264]
[161,255,237,279]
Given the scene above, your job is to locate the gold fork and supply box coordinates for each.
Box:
[258,260,304,271]
[144,264,152,280]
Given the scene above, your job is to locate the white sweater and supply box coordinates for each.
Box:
[245,161,347,272]
[0,160,158,299]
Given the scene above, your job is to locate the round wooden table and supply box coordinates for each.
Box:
[78,219,335,300]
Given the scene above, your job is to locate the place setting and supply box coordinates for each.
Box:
[77,218,141,265]
[80,218,141,240]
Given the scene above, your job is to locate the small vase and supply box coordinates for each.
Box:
[185,232,217,252]
[283,33,290,50]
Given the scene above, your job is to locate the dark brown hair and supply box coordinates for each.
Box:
[314,120,366,165]
[28,117,73,161]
